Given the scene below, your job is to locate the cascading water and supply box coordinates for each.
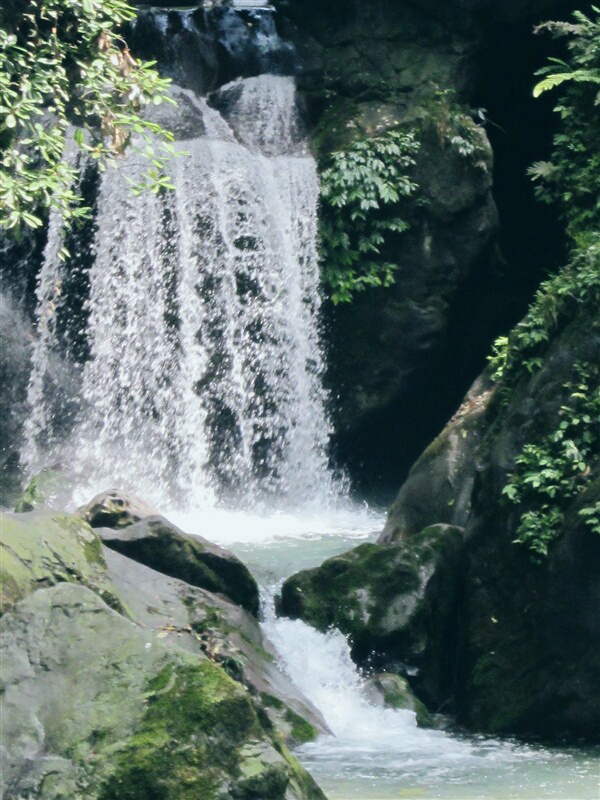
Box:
[15,8,600,798]
[23,74,340,512]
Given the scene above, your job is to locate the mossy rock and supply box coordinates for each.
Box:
[363,673,434,727]
[278,524,464,707]
[1,583,328,800]
[14,466,67,513]
[0,510,122,615]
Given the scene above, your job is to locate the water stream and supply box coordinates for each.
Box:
[18,7,600,797]
[171,509,600,800]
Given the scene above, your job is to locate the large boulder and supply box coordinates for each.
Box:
[0,511,122,615]
[97,514,260,617]
[103,546,328,746]
[0,583,327,800]
[278,524,464,708]
[284,305,600,741]
[0,504,329,798]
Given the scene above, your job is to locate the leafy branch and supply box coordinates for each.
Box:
[318,129,420,304]
[0,0,176,232]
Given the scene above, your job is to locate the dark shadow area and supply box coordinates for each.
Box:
[333,5,573,502]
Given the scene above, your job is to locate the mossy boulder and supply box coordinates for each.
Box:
[97,515,260,616]
[1,583,327,800]
[374,308,600,741]
[103,546,328,745]
[0,510,121,615]
[278,523,464,708]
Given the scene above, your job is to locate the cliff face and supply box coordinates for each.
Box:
[274,0,570,496]
[280,302,600,741]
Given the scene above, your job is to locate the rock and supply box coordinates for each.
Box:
[380,373,495,542]
[278,524,465,708]
[0,511,122,615]
[275,0,508,493]
[103,546,328,745]
[97,515,260,617]
[0,583,327,800]
[363,673,433,727]
[0,288,31,507]
[14,465,67,513]
[373,307,600,741]
[77,489,159,529]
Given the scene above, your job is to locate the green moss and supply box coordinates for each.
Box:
[285,710,318,744]
[82,533,106,567]
[0,511,122,614]
[14,468,64,513]
[100,660,263,800]
[240,633,276,663]
[260,692,284,710]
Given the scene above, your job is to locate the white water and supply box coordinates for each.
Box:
[23,76,340,513]
[17,41,599,799]
[200,515,600,800]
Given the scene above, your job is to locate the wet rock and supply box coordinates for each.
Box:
[0,583,326,800]
[380,373,494,543]
[103,546,328,744]
[14,465,67,513]
[377,307,600,740]
[363,673,433,727]
[0,288,32,506]
[278,524,464,708]
[77,489,159,529]
[97,514,260,616]
[0,511,122,615]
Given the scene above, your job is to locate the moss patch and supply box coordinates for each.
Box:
[0,511,121,615]
[99,661,260,800]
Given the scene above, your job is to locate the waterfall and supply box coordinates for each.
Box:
[23,75,341,512]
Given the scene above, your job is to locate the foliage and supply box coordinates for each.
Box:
[489,8,600,559]
[502,364,600,558]
[0,0,175,232]
[425,87,490,168]
[318,129,419,304]
[528,6,600,241]
[487,235,600,384]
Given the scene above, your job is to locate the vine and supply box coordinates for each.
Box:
[0,0,175,232]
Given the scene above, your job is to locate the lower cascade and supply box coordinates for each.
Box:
[22,74,340,513]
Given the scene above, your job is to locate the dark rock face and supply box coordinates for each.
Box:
[279,524,465,709]
[281,308,600,741]
[380,374,494,542]
[97,514,260,617]
[0,289,32,505]
[275,0,507,493]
